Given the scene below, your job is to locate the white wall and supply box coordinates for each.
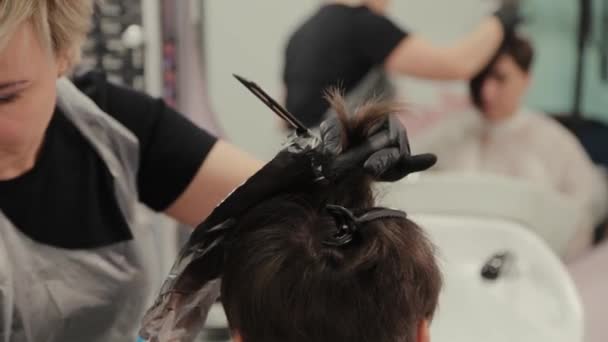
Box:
[206,0,496,159]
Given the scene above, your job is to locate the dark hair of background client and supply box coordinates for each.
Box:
[471,34,535,108]
[220,92,443,342]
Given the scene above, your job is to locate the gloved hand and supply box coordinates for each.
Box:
[185,111,436,252]
[320,114,437,182]
[493,0,522,34]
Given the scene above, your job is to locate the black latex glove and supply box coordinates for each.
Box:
[493,0,522,34]
[320,114,437,182]
[157,113,437,289]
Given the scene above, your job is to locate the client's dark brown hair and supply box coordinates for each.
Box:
[471,34,535,108]
[505,35,534,73]
[221,92,442,342]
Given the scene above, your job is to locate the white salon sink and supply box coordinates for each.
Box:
[379,173,584,256]
[415,215,583,342]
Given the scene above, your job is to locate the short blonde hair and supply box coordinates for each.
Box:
[0,0,93,66]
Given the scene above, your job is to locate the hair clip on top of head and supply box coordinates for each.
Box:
[323,205,407,247]
[323,205,358,247]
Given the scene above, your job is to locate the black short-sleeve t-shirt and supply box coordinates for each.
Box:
[0,71,217,249]
[283,4,408,127]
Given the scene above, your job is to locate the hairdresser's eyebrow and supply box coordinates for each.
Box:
[0,80,30,91]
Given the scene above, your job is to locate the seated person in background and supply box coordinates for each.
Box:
[221,94,442,342]
[430,35,606,256]
[283,0,520,127]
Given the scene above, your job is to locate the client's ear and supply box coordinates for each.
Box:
[417,320,431,342]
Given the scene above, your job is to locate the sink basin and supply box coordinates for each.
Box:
[414,214,583,342]
[379,173,584,256]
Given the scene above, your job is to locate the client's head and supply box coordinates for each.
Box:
[470,34,534,122]
[221,93,442,342]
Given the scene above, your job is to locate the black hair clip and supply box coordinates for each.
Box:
[323,205,359,247]
[322,205,408,247]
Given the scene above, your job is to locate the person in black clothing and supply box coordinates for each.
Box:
[283,0,520,127]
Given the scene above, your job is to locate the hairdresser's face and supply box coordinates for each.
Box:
[0,22,67,153]
[479,55,529,122]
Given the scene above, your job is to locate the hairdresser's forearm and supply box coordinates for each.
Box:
[165,140,264,227]
[385,17,504,80]
[445,17,504,78]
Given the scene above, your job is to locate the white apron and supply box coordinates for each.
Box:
[0,79,157,341]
